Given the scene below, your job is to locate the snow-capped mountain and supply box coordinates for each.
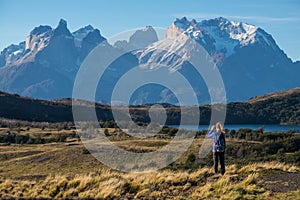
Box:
[73,25,107,61]
[172,17,281,57]
[0,19,108,99]
[135,17,299,102]
[160,17,290,65]
[73,25,95,47]
[0,17,299,103]
[0,41,25,67]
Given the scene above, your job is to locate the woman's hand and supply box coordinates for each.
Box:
[211,125,216,130]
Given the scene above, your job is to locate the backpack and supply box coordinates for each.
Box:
[215,133,226,152]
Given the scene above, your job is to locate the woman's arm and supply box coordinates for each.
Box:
[207,126,216,138]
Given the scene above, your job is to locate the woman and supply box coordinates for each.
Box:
[207,122,226,175]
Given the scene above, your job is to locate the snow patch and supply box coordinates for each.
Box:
[201,26,239,57]
[72,25,95,47]
[12,49,23,56]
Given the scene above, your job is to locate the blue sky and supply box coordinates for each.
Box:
[1,0,299,61]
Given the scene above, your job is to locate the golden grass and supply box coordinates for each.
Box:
[0,162,299,199]
[238,161,300,174]
[0,131,299,199]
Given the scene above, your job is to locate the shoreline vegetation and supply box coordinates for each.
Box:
[1,122,299,166]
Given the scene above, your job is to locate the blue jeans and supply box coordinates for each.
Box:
[213,152,225,175]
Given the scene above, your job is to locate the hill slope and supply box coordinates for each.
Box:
[0,88,299,124]
[0,91,111,122]
[224,88,300,124]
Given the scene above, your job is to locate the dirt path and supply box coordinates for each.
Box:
[258,172,300,193]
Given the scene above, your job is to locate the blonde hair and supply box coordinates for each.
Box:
[216,122,225,133]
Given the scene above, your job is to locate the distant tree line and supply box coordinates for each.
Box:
[0,131,78,145]
[0,118,74,129]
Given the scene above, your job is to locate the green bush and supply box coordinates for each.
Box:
[82,148,90,154]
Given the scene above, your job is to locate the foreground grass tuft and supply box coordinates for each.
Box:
[0,162,299,199]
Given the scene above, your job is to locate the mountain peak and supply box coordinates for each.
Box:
[215,16,229,22]
[201,17,257,31]
[173,17,190,30]
[85,25,94,30]
[53,19,72,37]
[114,26,158,51]
[129,26,158,45]
[132,26,157,38]
[72,25,104,48]
[170,17,279,57]
[176,17,188,23]
[73,25,95,33]
[83,29,105,43]
[58,19,67,27]
[30,25,52,36]
[143,25,155,32]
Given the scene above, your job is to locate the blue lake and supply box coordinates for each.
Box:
[170,124,300,133]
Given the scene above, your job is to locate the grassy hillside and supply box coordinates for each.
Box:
[232,88,300,124]
[247,88,300,104]
[0,88,299,124]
